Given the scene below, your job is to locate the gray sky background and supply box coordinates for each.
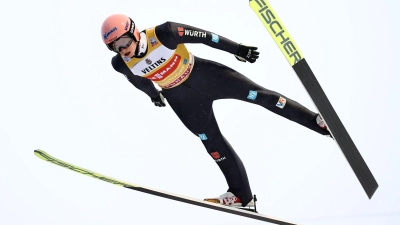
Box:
[1,0,399,224]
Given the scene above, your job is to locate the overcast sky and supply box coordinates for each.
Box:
[1,0,399,224]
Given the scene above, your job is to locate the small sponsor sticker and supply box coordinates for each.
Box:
[247,90,257,100]
[199,133,208,140]
[210,151,226,162]
[150,37,158,46]
[276,96,287,109]
[211,33,219,43]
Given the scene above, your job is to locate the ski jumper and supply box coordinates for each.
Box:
[111,21,330,206]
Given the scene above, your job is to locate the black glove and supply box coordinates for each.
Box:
[234,44,260,63]
[151,91,166,107]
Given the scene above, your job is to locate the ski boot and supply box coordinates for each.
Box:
[316,114,333,138]
[204,192,257,213]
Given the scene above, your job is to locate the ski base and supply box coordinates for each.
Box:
[238,207,258,213]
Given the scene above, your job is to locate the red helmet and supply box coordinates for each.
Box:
[101,14,140,51]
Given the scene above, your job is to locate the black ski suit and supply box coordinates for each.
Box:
[111,21,330,206]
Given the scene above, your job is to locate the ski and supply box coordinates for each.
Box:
[34,149,299,225]
[249,0,378,199]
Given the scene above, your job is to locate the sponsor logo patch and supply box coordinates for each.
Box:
[150,37,158,46]
[247,90,258,100]
[211,33,219,43]
[276,96,287,109]
[103,27,117,40]
[210,151,226,162]
[199,133,208,140]
[177,27,206,38]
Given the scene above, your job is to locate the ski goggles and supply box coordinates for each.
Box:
[111,35,134,53]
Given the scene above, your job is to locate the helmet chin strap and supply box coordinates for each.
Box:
[134,41,141,56]
[133,35,146,57]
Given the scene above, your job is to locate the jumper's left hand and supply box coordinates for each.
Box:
[151,91,166,107]
[234,44,260,63]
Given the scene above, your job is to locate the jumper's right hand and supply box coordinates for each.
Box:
[234,44,260,63]
[151,91,166,107]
